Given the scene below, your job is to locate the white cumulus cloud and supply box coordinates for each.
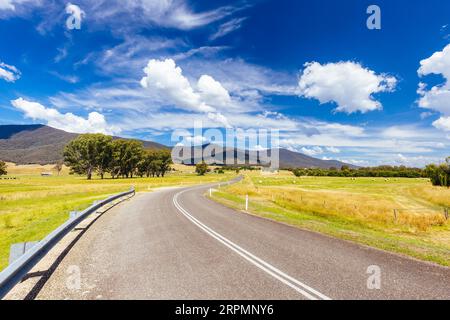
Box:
[418,44,450,120]
[298,61,397,114]
[11,98,119,135]
[140,58,213,113]
[432,116,450,131]
[197,74,232,108]
[0,61,21,82]
[140,58,230,127]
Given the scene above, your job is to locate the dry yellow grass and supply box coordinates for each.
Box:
[5,163,71,176]
[269,188,445,231]
[211,172,450,265]
[407,185,450,208]
[171,163,196,173]
[228,174,448,232]
[5,162,207,176]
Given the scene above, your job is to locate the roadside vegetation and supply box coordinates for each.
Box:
[210,171,450,266]
[0,162,232,271]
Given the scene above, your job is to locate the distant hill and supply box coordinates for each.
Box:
[0,125,77,165]
[277,148,356,169]
[0,124,356,169]
[0,124,167,165]
[173,144,357,169]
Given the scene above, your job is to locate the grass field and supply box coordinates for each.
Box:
[210,171,450,266]
[0,164,233,271]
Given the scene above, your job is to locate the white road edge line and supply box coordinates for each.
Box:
[173,188,332,301]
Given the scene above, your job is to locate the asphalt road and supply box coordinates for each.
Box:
[37,182,450,300]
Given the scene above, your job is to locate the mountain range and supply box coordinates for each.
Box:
[0,124,356,169]
[0,125,166,165]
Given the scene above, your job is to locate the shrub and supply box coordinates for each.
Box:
[425,159,450,187]
[0,161,7,176]
[196,161,208,176]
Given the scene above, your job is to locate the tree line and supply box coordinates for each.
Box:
[63,134,172,180]
[292,165,425,178]
[291,159,450,187]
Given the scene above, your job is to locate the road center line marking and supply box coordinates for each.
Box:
[172,188,332,300]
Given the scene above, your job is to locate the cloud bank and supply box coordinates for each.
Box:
[11,98,119,135]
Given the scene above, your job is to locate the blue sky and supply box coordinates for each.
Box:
[1,0,450,167]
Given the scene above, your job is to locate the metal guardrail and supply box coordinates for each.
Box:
[0,187,135,298]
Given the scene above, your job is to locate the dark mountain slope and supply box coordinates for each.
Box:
[0,125,78,164]
[278,148,356,169]
[0,125,167,165]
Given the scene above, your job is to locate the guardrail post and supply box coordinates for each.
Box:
[9,242,38,265]
[245,195,249,211]
[445,208,449,220]
[69,211,80,219]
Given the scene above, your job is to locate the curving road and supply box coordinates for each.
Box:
[37,182,450,300]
